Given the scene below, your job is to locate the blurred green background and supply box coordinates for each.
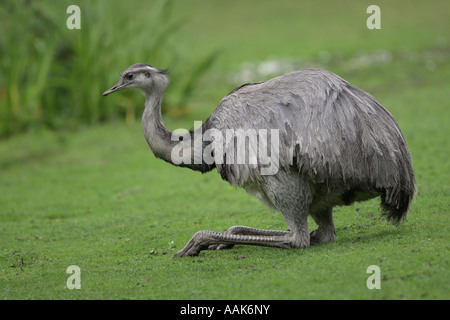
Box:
[0,0,449,300]
[1,0,448,137]
[0,0,221,137]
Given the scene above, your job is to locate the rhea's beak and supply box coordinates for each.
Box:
[102,81,127,96]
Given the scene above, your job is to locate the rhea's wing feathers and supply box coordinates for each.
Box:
[208,69,415,198]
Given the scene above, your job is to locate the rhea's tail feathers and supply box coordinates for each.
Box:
[379,139,417,226]
[381,182,416,226]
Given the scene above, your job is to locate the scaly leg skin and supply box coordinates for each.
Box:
[208,226,289,250]
[173,230,296,258]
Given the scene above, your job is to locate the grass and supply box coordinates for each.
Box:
[0,0,449,300]
[0,99,447,300]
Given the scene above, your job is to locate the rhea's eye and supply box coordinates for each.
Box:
[144,72,151,78]
[125,73,134,80]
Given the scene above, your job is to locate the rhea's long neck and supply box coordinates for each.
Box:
[141,92,213,173]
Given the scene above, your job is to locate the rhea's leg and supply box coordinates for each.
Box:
[173,230,295,257]
[259,170,312,249]
[208,226,289,250]
[173,170,312,258]
[309,207,336,245]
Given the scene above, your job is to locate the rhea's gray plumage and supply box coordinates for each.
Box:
[103,63,416,257]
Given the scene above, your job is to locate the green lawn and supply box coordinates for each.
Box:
[0,0,449,299]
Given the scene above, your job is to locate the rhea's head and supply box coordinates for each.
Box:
[103,63,169,97]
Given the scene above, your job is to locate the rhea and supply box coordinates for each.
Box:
[103,63,416,257]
